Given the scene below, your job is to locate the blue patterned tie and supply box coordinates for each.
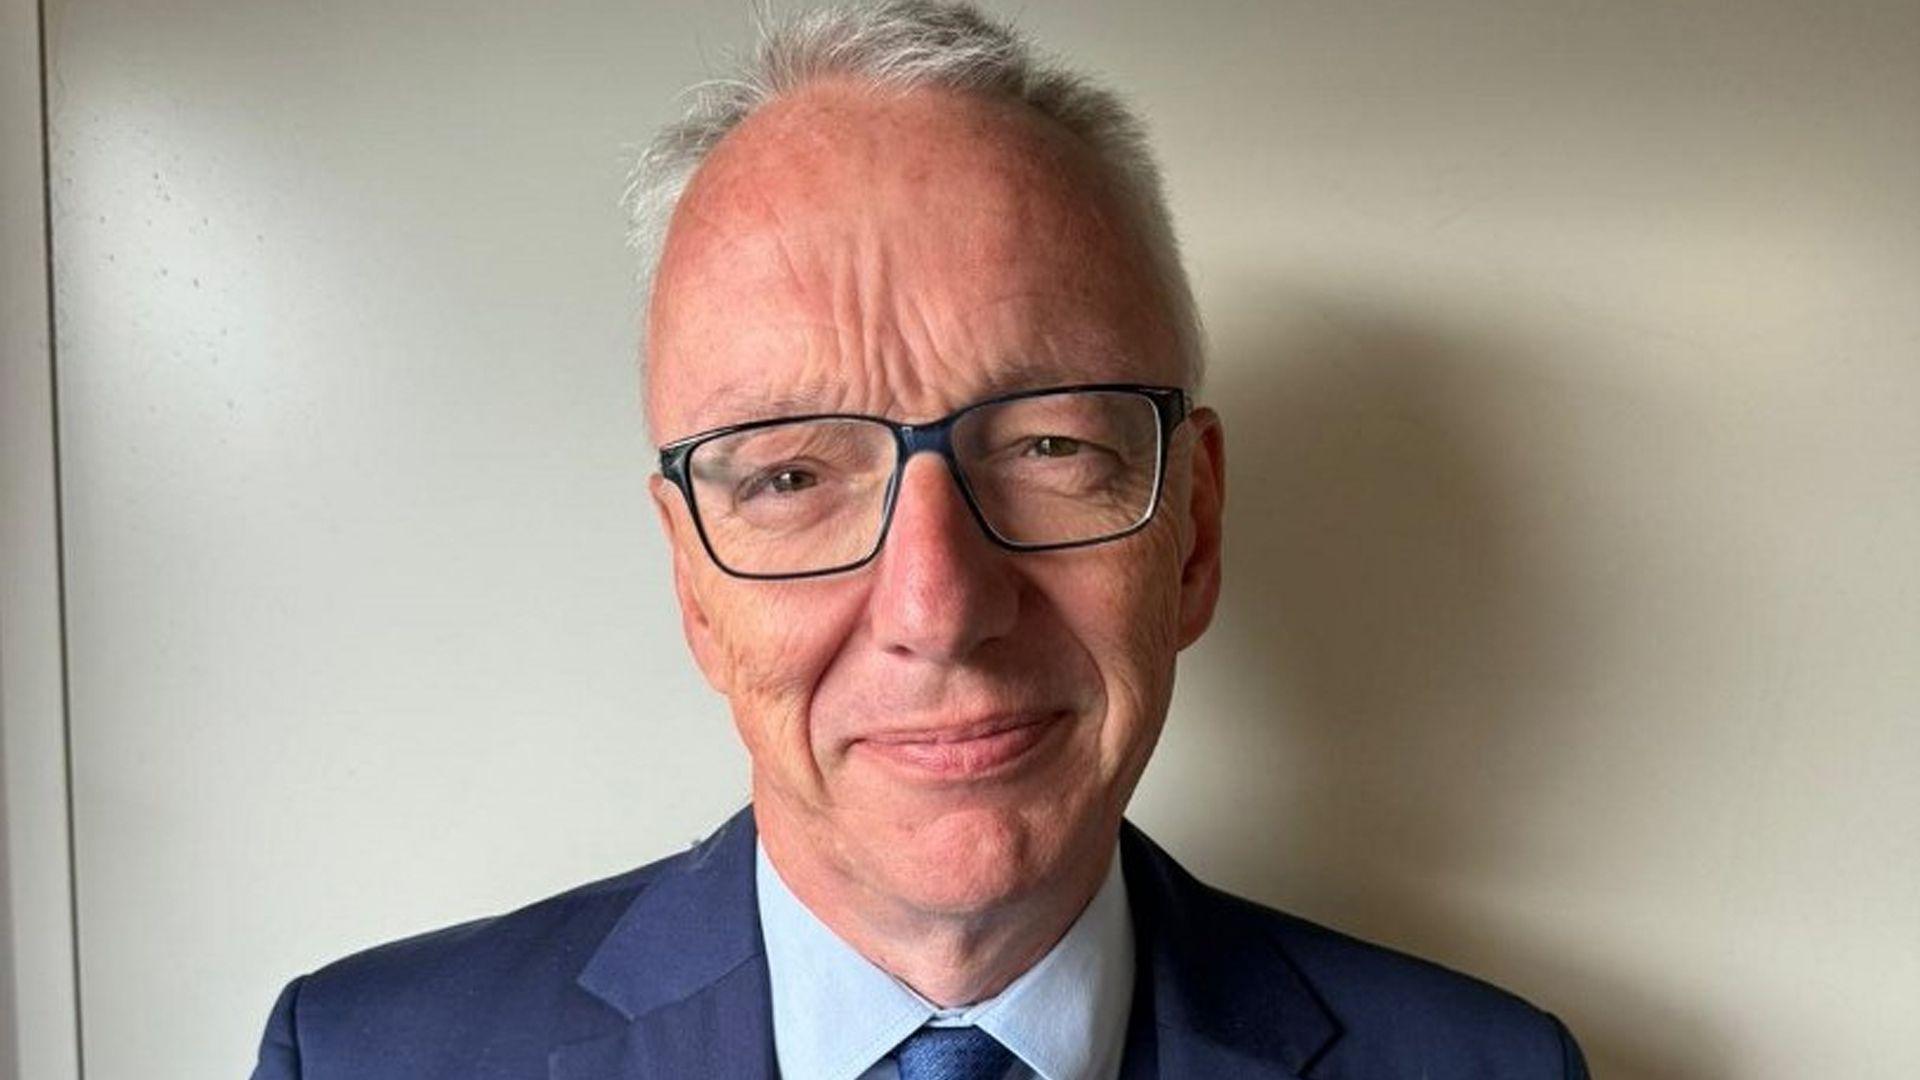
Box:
[893,1025,1017,1080]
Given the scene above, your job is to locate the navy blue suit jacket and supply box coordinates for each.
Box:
[251,808,1587,1078]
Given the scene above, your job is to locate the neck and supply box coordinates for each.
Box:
[755,801,1115,1007]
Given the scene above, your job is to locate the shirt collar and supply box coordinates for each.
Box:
[756,840,1134,1080]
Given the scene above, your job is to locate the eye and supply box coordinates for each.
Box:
[735,465,823,504]
[765,468,817,494]
[1026,435,1083,458]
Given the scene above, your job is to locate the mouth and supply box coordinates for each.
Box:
[854,711,1067,782]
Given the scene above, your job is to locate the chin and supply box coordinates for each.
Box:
[875,800,1068,916]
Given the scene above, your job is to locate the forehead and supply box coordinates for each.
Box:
[646,80,1180,438]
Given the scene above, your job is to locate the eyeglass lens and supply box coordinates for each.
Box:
[683,390,1163,576]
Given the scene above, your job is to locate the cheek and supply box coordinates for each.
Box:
[704,579,865,757]
[1047,527,1187,758]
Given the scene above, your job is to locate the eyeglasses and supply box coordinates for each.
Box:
[657,383,1190,580]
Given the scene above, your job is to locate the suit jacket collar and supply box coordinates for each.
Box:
[552,808,1340,1079]
[550,808,776,1080]
[1118,822,1340,1077]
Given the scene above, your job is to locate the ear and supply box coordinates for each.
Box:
[1174,407,1226,650]
[650,473,732,695]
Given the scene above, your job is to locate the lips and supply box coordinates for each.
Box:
[855,712,1065,781]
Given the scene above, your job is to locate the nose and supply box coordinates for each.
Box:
[868,452,1020,661]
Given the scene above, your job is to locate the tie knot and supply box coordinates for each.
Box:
[893,1025,1016,1080]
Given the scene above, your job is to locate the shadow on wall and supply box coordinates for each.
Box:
[1188,290,1724,1080]
[0,733,17,1072]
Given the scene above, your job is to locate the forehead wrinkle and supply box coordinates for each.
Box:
[708,171,913,419]
[668,178,831,328]
[841,210,901,414]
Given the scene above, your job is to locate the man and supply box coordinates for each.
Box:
[252,3,1587,1077]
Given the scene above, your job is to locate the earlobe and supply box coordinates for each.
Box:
[650,474,732,694]
[1175,408,1226,650]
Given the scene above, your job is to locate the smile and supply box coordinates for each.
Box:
[854,712,1067,781]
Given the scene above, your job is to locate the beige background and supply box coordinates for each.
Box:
[4,0,1917,1077]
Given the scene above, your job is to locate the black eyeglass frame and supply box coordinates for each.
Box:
[656,382,1192,581]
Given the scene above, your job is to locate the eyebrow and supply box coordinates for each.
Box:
[692,384,848,428]
[686,353,1132,432]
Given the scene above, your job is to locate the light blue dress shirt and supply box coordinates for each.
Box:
[755,842,1134,1080]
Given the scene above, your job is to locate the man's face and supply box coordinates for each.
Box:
[647,80,1224,918]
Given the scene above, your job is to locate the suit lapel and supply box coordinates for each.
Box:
[1119,822,1342,1078]
[550,808,778,1080]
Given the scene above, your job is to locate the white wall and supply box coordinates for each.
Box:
[26,1,1920,1077]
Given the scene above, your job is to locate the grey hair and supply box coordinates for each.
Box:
[623,0,1204,388]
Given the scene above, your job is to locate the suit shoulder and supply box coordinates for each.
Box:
[291,840,700,1024]
[1241,892,1541,1017]
[1200,883,1584,1075]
